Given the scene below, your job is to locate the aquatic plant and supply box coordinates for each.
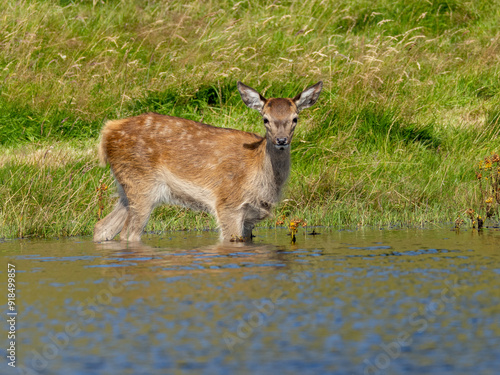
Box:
[464,153,500,229]
[477,153,500,218]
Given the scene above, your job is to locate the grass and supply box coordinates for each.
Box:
[1,0,500,239]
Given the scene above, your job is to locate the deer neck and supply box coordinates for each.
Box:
[262,137,291,194]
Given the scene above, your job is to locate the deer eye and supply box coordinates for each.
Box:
[263,118,269,125]
[292,118,298,124]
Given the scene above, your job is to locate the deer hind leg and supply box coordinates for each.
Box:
[120,193,154,242]
[93,183,129,242]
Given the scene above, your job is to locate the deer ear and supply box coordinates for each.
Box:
[238,82,266,113]
[293,81,323,112]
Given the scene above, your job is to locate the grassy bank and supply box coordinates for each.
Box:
[1,0,500,239]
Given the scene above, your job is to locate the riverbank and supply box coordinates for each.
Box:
[0,136,497,239]
[1,0,499,238]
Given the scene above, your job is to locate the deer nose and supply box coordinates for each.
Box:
[276,137,288,145]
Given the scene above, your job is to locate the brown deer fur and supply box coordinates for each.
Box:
[94,81,322,242]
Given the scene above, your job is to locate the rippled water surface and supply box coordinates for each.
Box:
[1,227,499,375]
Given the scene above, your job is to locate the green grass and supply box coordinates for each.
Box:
[1,0,500,239]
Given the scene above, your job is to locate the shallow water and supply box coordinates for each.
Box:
[1,227,499,375]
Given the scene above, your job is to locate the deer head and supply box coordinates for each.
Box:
[237,81,323,150]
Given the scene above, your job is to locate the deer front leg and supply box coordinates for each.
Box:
[240,201,272,241]
[215,205,248,242]
[242,222,254,240]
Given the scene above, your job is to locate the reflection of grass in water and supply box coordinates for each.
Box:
[1,0,500,238]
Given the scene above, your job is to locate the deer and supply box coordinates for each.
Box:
[93,81,323,243]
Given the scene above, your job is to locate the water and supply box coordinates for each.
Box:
[1,227,499,375]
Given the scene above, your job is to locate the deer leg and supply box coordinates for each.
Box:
[93,186,129,242]
[240,202,270,241]
[120,204,153,242]
[242,222,254,240]
[215,206,246,241]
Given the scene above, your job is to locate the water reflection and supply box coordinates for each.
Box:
[94,239,291,275]
[0,227,499,375]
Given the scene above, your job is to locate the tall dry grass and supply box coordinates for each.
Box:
[1,0,500,238]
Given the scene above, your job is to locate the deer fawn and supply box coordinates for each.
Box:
[94,81,323,242]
